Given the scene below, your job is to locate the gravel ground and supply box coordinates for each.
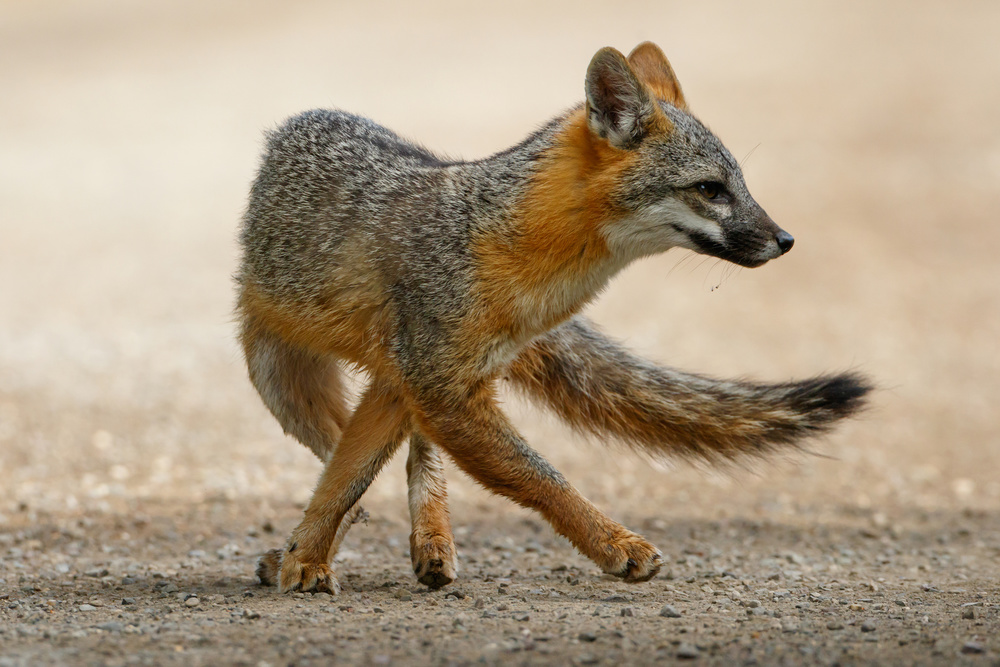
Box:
[1,501,998,665]
[2,1,999,665]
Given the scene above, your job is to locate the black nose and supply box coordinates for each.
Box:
[775,231,794,254]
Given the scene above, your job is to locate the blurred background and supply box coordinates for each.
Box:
[1,0,998,530]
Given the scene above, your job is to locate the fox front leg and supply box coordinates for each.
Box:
[412,381,662,583]
[406,432,458,588]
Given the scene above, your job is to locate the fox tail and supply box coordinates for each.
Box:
[506,316,872,462]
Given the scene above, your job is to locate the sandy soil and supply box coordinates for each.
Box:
[1,1,998,664]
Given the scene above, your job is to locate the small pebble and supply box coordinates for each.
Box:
[620,607,634,617]
[659,604,682,618]
[78,604,97,612]
[578,631,597,642]
[826,621,844,630]
[601,594,630,603]
[781,619,799,633]
[961,642,985,655]
[961,608,976,620]
[184,597,200,608]
[121,598,135,606]
[677,642,700,659]
[242,609,261,619]
[860,620,877,633]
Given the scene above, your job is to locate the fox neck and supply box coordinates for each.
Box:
[472,108,635,342]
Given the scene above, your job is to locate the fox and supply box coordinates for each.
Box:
[237,42,871,594]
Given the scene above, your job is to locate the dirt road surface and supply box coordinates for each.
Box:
[2,1,998,664]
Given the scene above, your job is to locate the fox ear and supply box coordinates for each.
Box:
[585,47,658,149]
[627,42,687,110]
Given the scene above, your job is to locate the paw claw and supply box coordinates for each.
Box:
[418,570,453,590]
[277,548,341,595]
[256,548,282,586]
[410,533,458,590]
[605,534,662,583]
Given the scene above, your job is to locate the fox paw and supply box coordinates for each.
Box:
[410,532,458,589]
[604,533,662,583]
[277,548,340,594]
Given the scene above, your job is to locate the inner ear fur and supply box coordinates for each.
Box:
[585,47,666,149]
[627,41,687,110]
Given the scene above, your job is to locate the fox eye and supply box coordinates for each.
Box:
[696,181,727,201]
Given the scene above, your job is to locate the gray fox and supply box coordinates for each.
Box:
[237,42,871,593]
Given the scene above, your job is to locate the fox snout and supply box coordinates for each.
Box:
[759,212,794,256]
[677,210,794,269]
[719,212,795,268]
[758,213,795,263]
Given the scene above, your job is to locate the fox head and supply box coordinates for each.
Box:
[586,42,793,268]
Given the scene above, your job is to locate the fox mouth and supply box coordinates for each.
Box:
[684,228,777,268]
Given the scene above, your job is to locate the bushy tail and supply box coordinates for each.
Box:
[505,316,872,462]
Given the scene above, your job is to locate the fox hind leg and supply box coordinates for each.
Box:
[240,315,350,462]
[240,316,368,587]
[278,380,411,593]
[407,433,458,589]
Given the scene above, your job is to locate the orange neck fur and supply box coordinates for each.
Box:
[472,109,639,344]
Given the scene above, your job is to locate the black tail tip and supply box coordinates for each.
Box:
[789,372,874,420]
